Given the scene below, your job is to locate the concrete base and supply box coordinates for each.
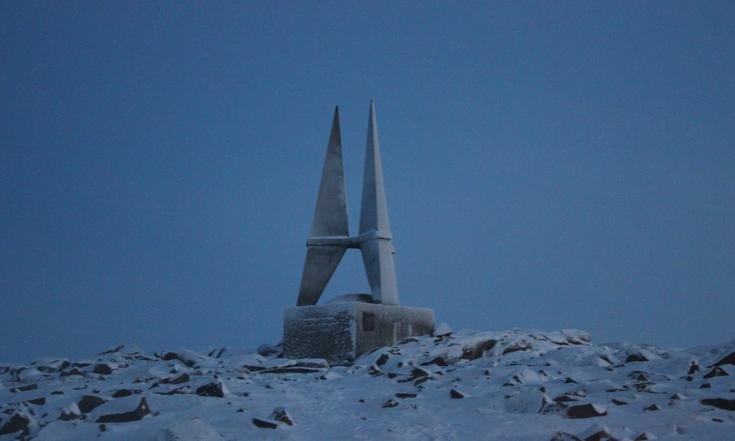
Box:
[283,301,435,364]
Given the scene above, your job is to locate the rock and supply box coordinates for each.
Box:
[0,412,31,435]
[396,392,417,399]
[257,344,281,357]
[96,397,151,423]
[112,389,141,398]
[10,384,38,393]
[195,381,228,398]
[634,432,657,440]
[625,353,648,363]
[610,399,627,406]
[713,352,735,367]
[399,367,431,383]
[579,424,618,441]
[434,323,453,337]
[375,354,390,366]
[251,418,278,429]
[60,368,84,377]
[643,404,661,412]
[687,360,700,375]
[549,432,583,441]
[421,356,448,367]
[78,395,108,413]
[382,399,399,408]
[461,339,497,360]
[163,373,190,385]
[158,350,200,367]
[566,404,607,419]
[269,407,293,426]
[59,403,83,421]
[703,366,728,379]
[450,389,465,399]
[26,397,45,406]
[701,398,735,411]
[93,363,114,375]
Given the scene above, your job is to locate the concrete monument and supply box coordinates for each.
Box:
[283,102,435,363]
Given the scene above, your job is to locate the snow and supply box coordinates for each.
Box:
[1,329,734,440]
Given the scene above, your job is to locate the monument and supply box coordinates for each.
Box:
[283,102,435,363]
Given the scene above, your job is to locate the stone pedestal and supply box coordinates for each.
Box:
[283,301,435,364]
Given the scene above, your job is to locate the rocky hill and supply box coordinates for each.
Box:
[1,328,734,440]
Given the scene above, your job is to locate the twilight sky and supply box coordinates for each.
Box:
[1,2,734,362]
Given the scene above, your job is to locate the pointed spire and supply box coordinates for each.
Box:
[310,106,349,237]
[359,100,392,235]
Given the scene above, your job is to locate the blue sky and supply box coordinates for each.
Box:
[1,2,733,362]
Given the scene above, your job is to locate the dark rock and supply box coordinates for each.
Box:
[549,432,583,441]
[195,381,226,398]
[421,357,448,367]
[399,368,430,383]
[59,404,83,421]
[701,398,735,411]
[93,363,114,375]
[396,392,417,399]
[566,403,607,419]
[376,354,390,366]
[112,389,141,398]
[158,351,196,367]
[450,389,465,399]
[703,366,728,379]
[625,353,648,363]
[10,384,37,393]
[252,418,278,429]
[713,352,735,367]
[583,428,618,441]
[462,339,497,360]
[155,386,190,396]
[687,361,700,375]
[78,395,107,413]
[554,394,578,403]
[96,397,151,423]
[269,407,293,426]
[634,432,655,440]
[611,399,628,406]
[51,390,64,395]
[564,377,577,384]
[26,397,45,406]
[382,399,399,408]
[163,373,190,385]
[502,340,531,355]
[60,368,84,377]
[643,404,661,412]
[0,413,30,435]
[257,344,281,357]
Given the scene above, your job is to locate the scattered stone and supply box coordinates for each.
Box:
[0,413,31,435]
[565,377,578,384]
[700,382,711,389]
[376,354,390,366]
[461,339,496,360]
[112,389,141,398]
[643,404,661,412]
[687,360,700,375]
[634,432,657,440]
[96,397,151,423]
[450,389,465,399]
[10,384,37,393]
[78,395,108,413]
[503,340,531,355]
[396,392,417,399]
[421,356,448,367]
[257,344,281,357]
[434,323,453,337]
[60,368,84,377]
[713,352,735,367]
[382,399,399,408]
[399,367,430,383]
[701,398,735,411]
[566,403,607,419]
[579,425,618,441]
[625,353,648,363]
[269,407,293,425]
[26,397,45,406]
[93,363,114,375]
[195,381,227,398]
[163,373,190,385]
[549,432,583,441]
[703,366,728,379]
[251,418,278,429]
[610,398,627,406]
[59,403,83,421]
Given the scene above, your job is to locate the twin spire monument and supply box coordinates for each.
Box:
[283,102,435,363]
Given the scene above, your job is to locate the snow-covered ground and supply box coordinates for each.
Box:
[1,328,733,440]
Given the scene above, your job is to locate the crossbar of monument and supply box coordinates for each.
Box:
[283,102,435,363]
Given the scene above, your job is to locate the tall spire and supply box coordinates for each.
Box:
[310,106,349,237]
[297,106,349,306]
[359,101,400,305]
